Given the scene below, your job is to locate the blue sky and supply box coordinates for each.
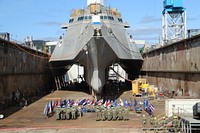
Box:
[0,0,199,44]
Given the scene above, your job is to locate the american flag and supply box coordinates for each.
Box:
[98,99,103,105]
[148,103,155,112]
[53,100,58,108]
[82,99,87,106]
[90,99,95,105]
[93,99,98,106]
[79,99,86,106]
[106,99,111,107]
[70,99,74,106]
[86,99,90,105]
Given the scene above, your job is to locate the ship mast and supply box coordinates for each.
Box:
[87,0,104,6]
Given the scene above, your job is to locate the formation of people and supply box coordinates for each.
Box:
[96,105,129,121]
[43,98,133,117]
[141,114,180,132]
[42,92,180,132]
[55,106,82,120]
[54,103,130,121]
[43,98,133,121]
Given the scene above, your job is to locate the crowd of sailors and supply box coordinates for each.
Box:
[43,98,155,121]
[142,114,180,132]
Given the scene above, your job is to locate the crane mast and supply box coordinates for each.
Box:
[162,0,186,45]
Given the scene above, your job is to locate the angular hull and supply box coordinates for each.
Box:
[49,2,143,95]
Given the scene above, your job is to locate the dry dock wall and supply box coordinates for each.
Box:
[0,38,54,105]
[141,35,200,98]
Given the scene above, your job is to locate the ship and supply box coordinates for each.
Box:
[49,0,143,96]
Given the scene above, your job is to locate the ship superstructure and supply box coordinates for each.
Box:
[49,0,143,96]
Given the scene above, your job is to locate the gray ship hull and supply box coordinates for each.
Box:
[49,22,143,94]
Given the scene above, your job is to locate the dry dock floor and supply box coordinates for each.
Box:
[0,90,165,133]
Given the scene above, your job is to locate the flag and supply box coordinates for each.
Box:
[119,98,124,106]
[89,99,94,105]
[143,99,148,109]
[128,99,132,107]
[57,100,61,108]
[103,100,107,107]
[70,99,74,106]
[93,99,98,106]
[48,101,53,114]
[79,99,86,105]
[51,100,54,112]
[113,99,117,107]
[148,103,155,112]
[67,99,70,106]
[134,99,137,107]
[43,103,48,116]
[106,99,111,107]
[124,99,128,107]
[98,99,103,105]
[86,99,90,105]
[83,99,87,106]
[51,100,55,108]
[74,99,80,106]
[61,99,67,108]
[53,100,58,108]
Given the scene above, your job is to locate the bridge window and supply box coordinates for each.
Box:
[104,16,108,20]
[84,16,92,20]
[69,18,74,23]
[108,16,114,20]
[78,16,84,21]
[118,18,123,22]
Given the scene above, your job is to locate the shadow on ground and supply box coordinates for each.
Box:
[60,81,132,100]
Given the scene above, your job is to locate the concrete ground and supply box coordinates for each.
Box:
[0,89,166,133]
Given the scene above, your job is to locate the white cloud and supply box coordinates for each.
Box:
[38,36,58,41]
[126,27,162,43]
[139,16,161,24]
[187,17,198,21]
[37,21,62,26]
[129,27,162,36]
